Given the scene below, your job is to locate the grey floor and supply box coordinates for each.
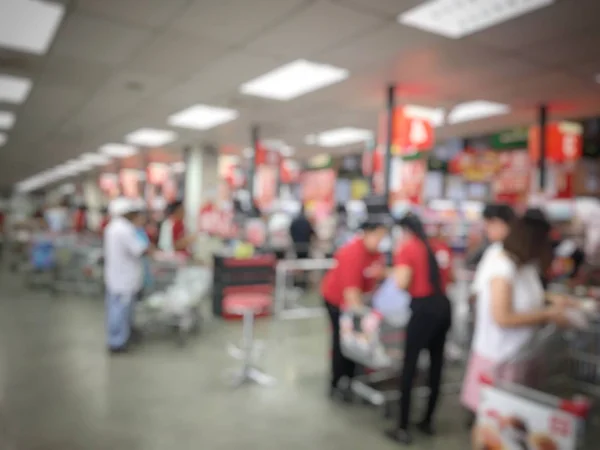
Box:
[0,271,476,449]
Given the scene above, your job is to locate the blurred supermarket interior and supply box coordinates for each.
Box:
[3,0,600,449]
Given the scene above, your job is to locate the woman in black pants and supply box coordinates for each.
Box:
[386,214,453,445]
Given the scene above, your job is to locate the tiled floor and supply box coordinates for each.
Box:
[2,270,595,449]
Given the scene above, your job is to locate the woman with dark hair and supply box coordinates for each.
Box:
[386,214,453,444]
[461,211,572,447]
[158,200,196,256]
[321,220,388,401]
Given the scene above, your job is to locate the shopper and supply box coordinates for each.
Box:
[158,200,196,256]
[290,205,316,288]
[321,221,387,401]
[461,213,571,444]
[386,214,452,445]
[466,203,515,269]
[99,207,110,235]
[104,198,151,354]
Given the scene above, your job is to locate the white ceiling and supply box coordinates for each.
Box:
[2,0,600,187]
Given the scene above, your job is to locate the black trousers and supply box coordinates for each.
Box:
[325,300,356,388]
[398,294,452,429]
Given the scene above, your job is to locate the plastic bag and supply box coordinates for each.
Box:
[340,309,397,370]
[372,277,412,327]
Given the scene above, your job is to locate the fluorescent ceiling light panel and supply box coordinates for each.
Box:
[0,111,15,129]
[168,104,239,130]
[399,0,554,39]
[125,128,177,147]
[80,153,111,166]
[404,104,445,127]
[0,132,6,146]
[99,143,139,158]
[448,101,510,124]
[240,59,349,101]
[0,74,32,104]
[0,0,65,55]
[309,127,373,147]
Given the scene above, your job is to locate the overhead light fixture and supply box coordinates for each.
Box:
[99,143,139,158]
[0,74,32,104]
[447,101,510,124]
[0,132,6,146]
[168,104,239,130]
[125,128,177,147]
[398,0,554,39]
[0,111,15,130]
[404,104,445,127]
[240,59,349,101]
[0,0,65,55]
[307,127,373,147]
[80,153,111,166]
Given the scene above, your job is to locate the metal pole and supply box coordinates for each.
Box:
[249,125,259,198]
[383,84,396,203]
[538,104,548,190]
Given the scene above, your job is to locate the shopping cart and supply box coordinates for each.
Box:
[475,323,600,450]
[53,234,104,296]
[24,232,58,293]
[136,255,211,345]
[344,308,464,418]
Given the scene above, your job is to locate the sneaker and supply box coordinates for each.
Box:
[385,428,413,445]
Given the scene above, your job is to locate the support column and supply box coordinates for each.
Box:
[140,149,149,203]
[383,84,396,204]
[538,104,548,190]
[82,176,103,231]
[248,125,259,199]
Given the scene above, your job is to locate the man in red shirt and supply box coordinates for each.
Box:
[387,214,452,445]
[321,220,387,401]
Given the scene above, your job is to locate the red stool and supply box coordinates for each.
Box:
[223,293,275,387]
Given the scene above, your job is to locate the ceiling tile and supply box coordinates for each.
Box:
[170,0,308,46]
[36,55,113,91]
[471,0,600,50]
[126,30,230,79]
[158,51,282,107]
[519,28,600,67]
[21,85,88,120]
[76,0,190,28]
[331,0,422,17]
[245,0,386,58]
[51,12,152,65]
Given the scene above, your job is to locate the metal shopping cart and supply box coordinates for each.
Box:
[475,322,600,450]
[136,255,210,345]
[53,234,104,296]
[344,308,465,418]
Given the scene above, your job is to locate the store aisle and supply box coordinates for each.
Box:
[0,272,472,450]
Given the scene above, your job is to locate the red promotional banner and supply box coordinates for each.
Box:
[147,162,171,185]
[198,202,237,238]
[492,151,531,205]
[99,173,119,199]
[528,122,583,164]
[389,157,426,205]
[449,149,500,182]
[254,165,278,212]
[254,142,282,166]
[378,107,435,156]
[280,158,300,184]
[302,168,336,218]
[119,169,141,198]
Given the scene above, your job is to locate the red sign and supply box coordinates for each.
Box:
[280,158,300,184]
[389,157,426,205]
[492,150,531,205]
[528,122,583,163]
[302,168,336,215]
[198,202,237,238]
[147,163,171,185]
[120,169,141,198]
[99,173,119,199]
[254,165,277,211]
[254,142,281,166]
[379,107,435,156]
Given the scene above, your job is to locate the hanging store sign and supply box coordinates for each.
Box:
[378,107,435,156]
[449,149,501,182]
[490,128,528,150]
[528,122,583,163]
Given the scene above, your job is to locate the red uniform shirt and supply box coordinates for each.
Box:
[394,236,452,298]
[172,218,190,257]
[321,237,384,308]
[73,210,87,233]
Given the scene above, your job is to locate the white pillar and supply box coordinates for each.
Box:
[184,145,219,260]
[82,177,103,231]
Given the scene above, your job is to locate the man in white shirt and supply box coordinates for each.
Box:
[104,198,150,353]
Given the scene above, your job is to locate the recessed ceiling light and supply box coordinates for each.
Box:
[403,105,445,127]
[80,153,111,166]
[0,132,6,147]
[240,59,349,101]
[0,111,15,130]
[168,104,239,130]
[0,74,32,104]
[0,0,65,55]
[307,127,373,147]
[447,101,510,124]
[399,0,554,39]
[125,128,177,147]
[99,143,139,158]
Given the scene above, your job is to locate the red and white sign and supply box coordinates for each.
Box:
[389,157,426,206]
[254,165,277,212]
[99,173,119,199]
[529,122,583,164]
[280,158,301,184]
[493,150,531,205]
[477,386,581,450]
[119,169,141,198]
[147,163,171,185]
[379,107,435,156]
[302,168,336,215]
[198,202,237,238]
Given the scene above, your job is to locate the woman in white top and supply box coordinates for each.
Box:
[461,212,571,423]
